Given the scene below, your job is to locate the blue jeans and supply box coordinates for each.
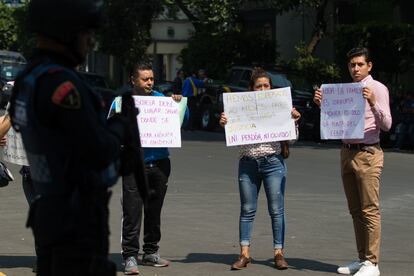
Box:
[238,154,287,249]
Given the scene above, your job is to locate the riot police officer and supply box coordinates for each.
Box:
[9,0,129,275]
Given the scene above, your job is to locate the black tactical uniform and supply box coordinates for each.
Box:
[9,1,128,275]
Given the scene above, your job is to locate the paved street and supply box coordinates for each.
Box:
[0,131,413,275]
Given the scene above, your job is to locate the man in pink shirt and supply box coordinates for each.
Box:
[314,47,392,276]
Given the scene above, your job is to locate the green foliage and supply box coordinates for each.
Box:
[12,4,35,57]
[0,2,35,57]
[99,0,163,71]
[263,0,326,11]
[173,0,338,79]
[0,3,17,50]
[171,0,284,78]
[335,23,414,83]
[180,30,278,79]
[287,43,340,84]
[164,0,242,33]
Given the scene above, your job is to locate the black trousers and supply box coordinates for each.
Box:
[20,166,40,260]
[121,158,170,259]
[186,96,198,129]
[21,166,36,204]
[31,189,115,276]
[37,243,116,276]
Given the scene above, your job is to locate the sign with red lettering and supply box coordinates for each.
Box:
[320,83,365,139]
[223,88,296,146]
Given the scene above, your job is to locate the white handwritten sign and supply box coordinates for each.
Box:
[134,96,182,148]
[320,83,365,139]
[223,88,296,146]
[3,127,29,166]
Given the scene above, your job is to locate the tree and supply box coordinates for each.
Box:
[180,30,278,78]
[287,43,340,84]
[12,3,35,57]
[335,23,414,85]
[164,0,280,76]
[245,0,330,54]
[164,0,243,34]
[99,0,163,70]
[0,3,17,50]
[166,0,411,83]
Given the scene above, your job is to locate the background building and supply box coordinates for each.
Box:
[147,9,194,82]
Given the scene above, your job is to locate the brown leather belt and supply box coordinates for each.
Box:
[342,143,379,150]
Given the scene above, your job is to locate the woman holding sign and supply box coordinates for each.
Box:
[219,68,300,270]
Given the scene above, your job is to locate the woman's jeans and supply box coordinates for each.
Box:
[238,154,287,249]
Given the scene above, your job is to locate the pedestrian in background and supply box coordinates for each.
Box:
[9,0,130,275]
[393,91,414,150]
[220,68,301,271]
[173,69,185,95]
[182,69,207,130]
[314,47,392,276]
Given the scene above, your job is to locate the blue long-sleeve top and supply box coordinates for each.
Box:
[142,91,170,163]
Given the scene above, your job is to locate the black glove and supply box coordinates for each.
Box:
[107,113,129,143]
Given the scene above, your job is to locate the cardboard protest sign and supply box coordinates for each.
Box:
[223,87,296,146]
[134,96,182,147]
[3,127,29,166]
[320,83,365,139]
[177,97,188,126]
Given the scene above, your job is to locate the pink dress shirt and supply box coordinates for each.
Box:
[343,75,392,145]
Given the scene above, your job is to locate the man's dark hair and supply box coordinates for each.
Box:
[130,61,153,79]
[176,69,184,76]
[347,47,372,63]
[249,68,272,90]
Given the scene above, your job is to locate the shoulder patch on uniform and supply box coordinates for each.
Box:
[51,81,81,109]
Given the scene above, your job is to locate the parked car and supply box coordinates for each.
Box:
[283,72,320,141]
[0,61,26,108]
[194,66,319,139]
[0,50,26,64]
[2,0,26,7]
[0,50,27,108]
[153,81,174,96]
[78,71,118,110]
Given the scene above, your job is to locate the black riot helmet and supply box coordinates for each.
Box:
[27,0,105,41]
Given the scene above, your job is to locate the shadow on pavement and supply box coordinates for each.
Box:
[0,255,35,269]
[286,258,338,273]
[174,252,239,265]
[0,254,131,272]
[174,253,337,273]
[109,253,124,271]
